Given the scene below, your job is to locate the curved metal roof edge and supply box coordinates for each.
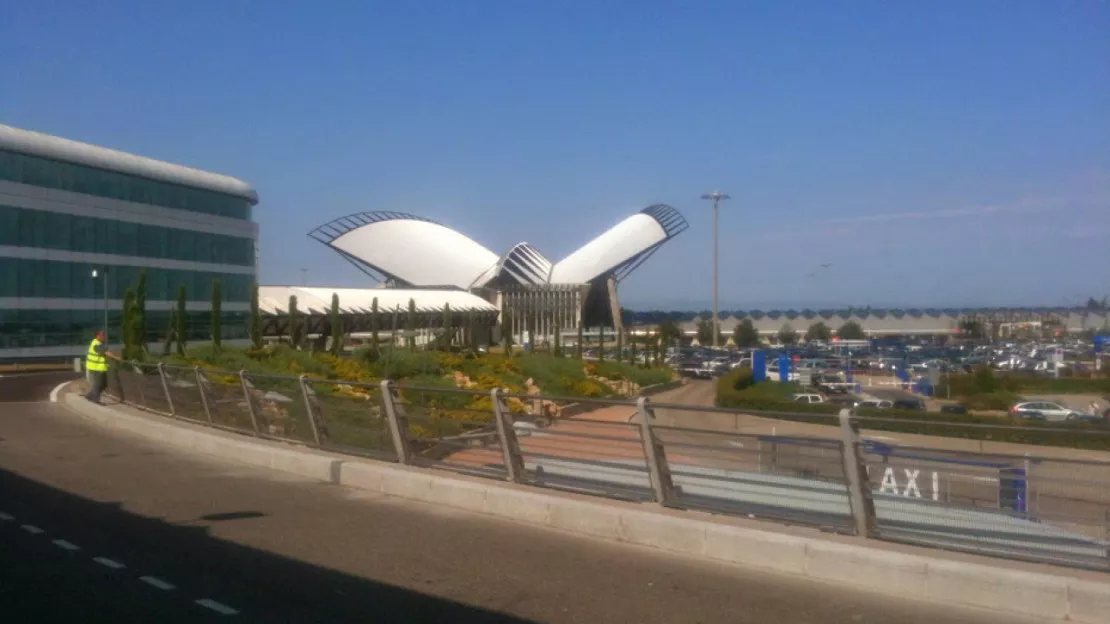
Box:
[0,124,258,204]
[307,211,439,244]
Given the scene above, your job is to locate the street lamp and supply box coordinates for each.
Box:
[700,191,730,349]
[91,269,108,338]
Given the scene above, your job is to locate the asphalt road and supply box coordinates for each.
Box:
[0,370,81,403]
[0,379,1034,623]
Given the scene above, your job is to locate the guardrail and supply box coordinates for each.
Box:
[104,362,1110,572]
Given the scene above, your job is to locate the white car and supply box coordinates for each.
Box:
[1010,401,1082,422]
[789,393,825,404]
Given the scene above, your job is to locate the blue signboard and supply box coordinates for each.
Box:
[778,354,791,383]
[752,350,767,382]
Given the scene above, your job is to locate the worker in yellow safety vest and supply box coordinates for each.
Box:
[84,330,116,404]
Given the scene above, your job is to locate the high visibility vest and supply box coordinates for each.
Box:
[86,339,108,372]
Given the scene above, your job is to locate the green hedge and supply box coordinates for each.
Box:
[715,368,1110,450]
[938,367,1110,397]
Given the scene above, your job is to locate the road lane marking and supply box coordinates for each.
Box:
[50,380,73,403]
[52,539,80,551]
[21,524,44,535]
[93,557,126,569]
[195,599,239,615]
[139,576,176,590]
[0,512,13,521]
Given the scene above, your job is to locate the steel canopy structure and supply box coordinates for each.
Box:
[308,205,688,291]
[307,205,688,337]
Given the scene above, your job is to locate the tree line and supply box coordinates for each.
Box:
[682,318,868,348]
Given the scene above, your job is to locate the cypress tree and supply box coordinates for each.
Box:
[629,330,637,366]
[370,297,380,358]
[406,298,417,351]
[163,309,175,356]
[210,279,222,352]
[135,268,148,353]
[616,327,624,363]
[289,295,301,348]
[502,307,513,355]
[329,292,342,356]
[250,283,262,350]
[441,303,452,349]
[175,285,188,356]
[575,321,584,359]
[121,288,136,360]
[553,323,562,357]
[598,325,606,362]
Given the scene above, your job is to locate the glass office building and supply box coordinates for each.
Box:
[0,124,258,360]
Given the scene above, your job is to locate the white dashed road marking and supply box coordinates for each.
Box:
[93,556,126,569]
[140,576,176,590]
[196,599,240,615]
[8,510,240,616]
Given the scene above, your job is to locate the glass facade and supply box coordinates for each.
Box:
[0,145,257,358]
[0,149,253,220]
[0,258,252,301]
[0,205,254,266]
[0,309,249,351]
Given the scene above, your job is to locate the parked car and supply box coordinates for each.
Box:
[940,404,968,415]
[855,399,893,409]
[1010,401,1082,422]
[892,398,926,411]
[789,393,825,404]
[1066,412,1107,424]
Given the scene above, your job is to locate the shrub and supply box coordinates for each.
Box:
[373,348,442,379]
[960,391,1023,412]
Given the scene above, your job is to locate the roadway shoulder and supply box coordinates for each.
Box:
[59,393,1110,624]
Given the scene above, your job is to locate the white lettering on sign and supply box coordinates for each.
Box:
[877,466,939,500]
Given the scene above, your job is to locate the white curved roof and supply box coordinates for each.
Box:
[259,286,498,316]
[0,124,258,203]
[548,212,667,284]
[321,215,500,289]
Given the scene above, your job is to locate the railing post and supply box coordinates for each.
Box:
[380,380,412,464]
[297,375,323,446]
[135,361,147,408]
[636,397,677,506]
[157,362,176,416]
[491,388,526,483]
[194,367,214,425]
[239,370,261,436]
[839,408,877,538]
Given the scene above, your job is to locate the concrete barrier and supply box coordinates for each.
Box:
[60,392,1110,623]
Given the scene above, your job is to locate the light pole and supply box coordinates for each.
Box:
[700,191,729,349]
[90,269,108,338]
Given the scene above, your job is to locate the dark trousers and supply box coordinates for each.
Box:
[85,371,107,404]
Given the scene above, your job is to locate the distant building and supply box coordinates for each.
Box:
[624,308,1110,342]
[0,124,258,360]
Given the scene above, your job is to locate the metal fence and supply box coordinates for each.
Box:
[105,363,1110,572]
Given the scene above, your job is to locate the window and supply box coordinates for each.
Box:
[0,309,249,349]
[0,149,253,220]
[0,205,254,266]
[0,258,253,302]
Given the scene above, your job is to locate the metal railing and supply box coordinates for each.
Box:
[104,363,1110,572]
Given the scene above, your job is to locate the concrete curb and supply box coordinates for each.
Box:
[61,393,1110,623]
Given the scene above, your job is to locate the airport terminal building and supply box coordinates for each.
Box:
[305,206,689,345]
[0,124,258,360]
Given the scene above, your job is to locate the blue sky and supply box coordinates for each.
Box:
[3,1,1107,310]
